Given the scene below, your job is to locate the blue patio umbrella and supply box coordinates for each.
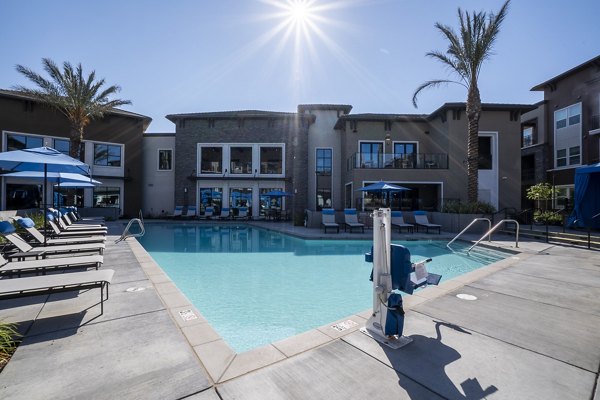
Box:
[263,190,292,197]
[0,147,91,244]
[358,181,411,207]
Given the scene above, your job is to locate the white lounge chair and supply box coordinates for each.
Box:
[234,207,249,220]
[413,211,442,234]
[0,252,103,276]
[217,207,231,220]
[173,205,184,218]
[0,269,114,315]
[343,209,365,233]
[199,206,214,219]
[185,206,197,218]
[391,211,414,233]
[321,209,339,233]
[13,217,105,245]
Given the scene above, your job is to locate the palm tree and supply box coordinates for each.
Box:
[412,1,510,204]
[14,58,131,159]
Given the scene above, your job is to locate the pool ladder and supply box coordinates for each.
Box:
[115,210,145,244]
[447,218,519,253]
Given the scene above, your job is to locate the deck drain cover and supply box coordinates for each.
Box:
[331,320,358,332]
[456,293,477,301]
[126,287,146,292]
[179,309,198,321]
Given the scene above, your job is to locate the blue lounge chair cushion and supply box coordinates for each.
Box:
[46,212,55,221]
[0,221,16,234]
[391,211,402,217]
[344,209,357,215]
[414,211,426,215]
[16,217,35,228]
[322,209,335,215]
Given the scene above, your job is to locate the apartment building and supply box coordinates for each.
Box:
[0,89,151,217]
[521,55,600,209]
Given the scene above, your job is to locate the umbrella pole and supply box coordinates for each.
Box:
[43,164,47,246]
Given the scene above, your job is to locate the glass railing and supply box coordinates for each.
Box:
[347,153,448,170]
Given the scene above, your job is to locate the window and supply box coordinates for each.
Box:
[230,147,252,174]
[555,104,581,130]
[158,149,172,170]
[568,146,580,165]
[522,127,534,147]
[556,149,567,167]
[316,148,332,173]
[394,142,417,167]
[94,143,121,167]
[93,187,120,208]
[260,188,283,216]
[7,133,43,151]
[478,136,492,170]
[199,187,222,214]
[345,183,353,209]
[230,187,253,215]
[260,146,282,174]
[359,142,383,168]
[54,187,83,207]
[54,139,70,155]
[554,186,575,210]
[6,184,41,209]
[200,146,222,174]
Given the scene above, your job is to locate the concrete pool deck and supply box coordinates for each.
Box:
[0,221,598,399]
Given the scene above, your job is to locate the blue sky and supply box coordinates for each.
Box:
[1,0,599,132]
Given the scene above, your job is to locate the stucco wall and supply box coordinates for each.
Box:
[142,134,176,217]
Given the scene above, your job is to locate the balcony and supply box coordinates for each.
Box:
[347,152,448,170]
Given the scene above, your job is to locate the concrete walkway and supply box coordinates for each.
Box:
[0,222,598,399]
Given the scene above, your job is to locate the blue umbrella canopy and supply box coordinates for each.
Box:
[0,147,90,175]
[358,181,411,193]
[2,171,100,185]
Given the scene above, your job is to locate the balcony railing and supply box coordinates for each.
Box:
[347,152,448,170]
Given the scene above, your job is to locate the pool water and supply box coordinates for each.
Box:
[139,224,507,352]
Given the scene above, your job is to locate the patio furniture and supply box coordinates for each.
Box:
[184,206,197,218]
[0,252,103,276]
[217,207,231,220]
[343,209,365,233]
[0,269,114,316]
[234,207,249,220]
[199,207,214,219]
[321,209,339,233]
[13,217,105,245]
[391,211,414,233]
[46,217,106,238]
[173,205,184,218]
[413,211,442,234]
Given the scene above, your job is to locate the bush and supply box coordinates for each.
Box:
[441,200,496,214]
[0,321,20,371]
[533,210,562,225]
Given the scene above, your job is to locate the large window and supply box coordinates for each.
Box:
[260,187,283,216]
[359,142,383,168]
[6,184,41,209]
[522,126,534,147]
[7,133,43,151]
[200,146,222,174]
[199,187,222,214]
[230,147,252,174]
[260,146,283,174]
[316,148,332,211]
[54,187,84,208]
[158,149,172,170]
[230,187,253,215]
[93,187,120,208]
[94,143,121,167]
[394,142,417,168]
[54,138,70,155]
[478,136,492,170]
[556,103,581,130]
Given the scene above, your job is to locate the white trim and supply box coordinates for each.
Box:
[197,143,285,178]
[553,102,582,169]
[478,131,498,208]
[358,140,385,168]
[3,130,47,150]
[91,141,124,169]
[197,143,225,175]
[157,148,173,171]
[392,140,419,155]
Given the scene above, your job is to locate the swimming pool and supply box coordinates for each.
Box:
[139,224,508,352]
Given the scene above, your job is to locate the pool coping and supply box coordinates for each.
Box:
[126,234,531,384]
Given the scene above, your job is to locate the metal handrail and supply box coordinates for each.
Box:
[467,219,519,253]
[115,210,145,244]
[447,218,491,249]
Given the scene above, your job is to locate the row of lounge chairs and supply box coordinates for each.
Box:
[321,209,441,234]
[0,207,114,316]
[172,206,249,220]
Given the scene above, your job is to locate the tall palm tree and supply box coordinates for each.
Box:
[412,1,510,204]
[14,58,131,159]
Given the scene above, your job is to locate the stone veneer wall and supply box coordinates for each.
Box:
[174,116,310,222]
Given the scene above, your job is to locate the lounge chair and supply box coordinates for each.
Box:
[0,269,114,315]
[173,205,184,218]
[49,208,105,229]
[46,214,107,237]
[321,209,339,233]
[217,207,231,220]
[199,206,214,220]
[185,206,197,218]
[65,206,105,223]
[234,207,249,220]
[13,217,105,245]
[413,211,442,234]
[0,221,105,260]
[343,208,365,233]
[391,211,414,233]
[0,252,103,276]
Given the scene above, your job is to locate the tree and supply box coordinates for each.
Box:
[412,1,510,203]
[14,58,131,159]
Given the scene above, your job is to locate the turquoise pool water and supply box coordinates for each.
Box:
[139,224,507,352]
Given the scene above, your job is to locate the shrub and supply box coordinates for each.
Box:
[441,200,496,214]
[0,321,20,371]
[533,210,562,225]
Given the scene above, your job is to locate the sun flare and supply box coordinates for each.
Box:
[288,0,312,24]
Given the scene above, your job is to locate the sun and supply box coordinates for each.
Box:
[287,0,312,24]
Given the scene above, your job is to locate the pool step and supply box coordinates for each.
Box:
[499,228,600,250]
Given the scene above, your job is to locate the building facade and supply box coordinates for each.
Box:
[0,89,151,217]
[521,55,600,209]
